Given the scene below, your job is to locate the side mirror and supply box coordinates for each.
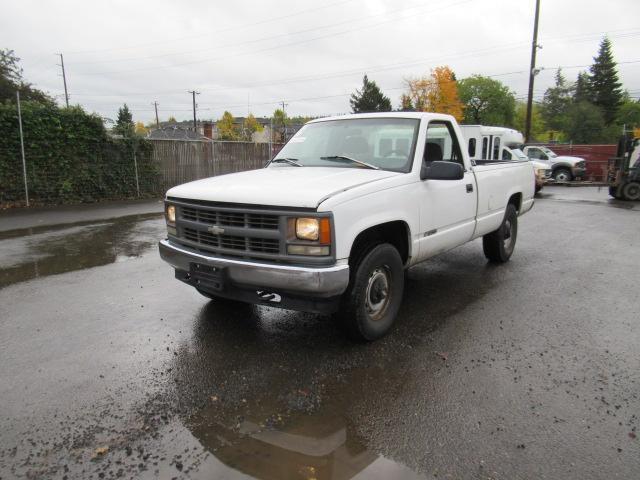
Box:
[421,160,464,180]
[540,154,548,160]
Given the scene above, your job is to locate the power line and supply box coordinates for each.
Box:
[67,0,474,68]
[69,0,477,77]
[64,0,360,56]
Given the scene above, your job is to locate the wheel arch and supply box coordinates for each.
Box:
[348,221,412,267]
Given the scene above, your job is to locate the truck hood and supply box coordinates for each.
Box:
[166,166,400,208]
[555,155,584,165]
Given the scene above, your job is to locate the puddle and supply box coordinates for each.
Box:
[186,386,425,480]
[162,301,435,480]
[0,214,165,288]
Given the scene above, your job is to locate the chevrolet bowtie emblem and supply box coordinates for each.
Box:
[207,225,225,235]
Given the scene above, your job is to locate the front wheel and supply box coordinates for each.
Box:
[483,204,518,263]
[340,243,404,341]
[622,181,640,201]
[553,168,573,182]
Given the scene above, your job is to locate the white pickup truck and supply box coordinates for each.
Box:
[522,145,586,182]
[159,113,535,340]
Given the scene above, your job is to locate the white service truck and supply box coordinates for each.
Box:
[522,145,586,182]
[159,113,535,340]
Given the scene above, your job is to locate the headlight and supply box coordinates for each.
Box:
[296,218,319,240]
[289,217,331,255]
[166,204,176,225]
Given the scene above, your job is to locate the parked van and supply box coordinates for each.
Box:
[460,125,524,162]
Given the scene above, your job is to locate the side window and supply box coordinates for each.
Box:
[502,149,512,161]
[482,137,489,159]
[468,138,476,157]
[528,148,541,159]
[424,121,463,166]
[492,137,501,160]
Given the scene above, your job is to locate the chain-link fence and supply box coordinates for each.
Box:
[0,139,163,208]
[0,99,285,208]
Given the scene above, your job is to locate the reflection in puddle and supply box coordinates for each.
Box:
[0,214,164,288]
[170,302,428,480]
[188,398,424,480]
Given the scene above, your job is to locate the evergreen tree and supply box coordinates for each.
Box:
[540,69,572,132]
[589,37,623,125]
[573,71,592,103]
[350,75,392,113]
[565,101,606,143]
[114,104,135,137]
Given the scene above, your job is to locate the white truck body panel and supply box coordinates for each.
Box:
[161,112,535,317]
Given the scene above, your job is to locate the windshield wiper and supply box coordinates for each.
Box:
[271,157,303,167]
[320,155,380,170]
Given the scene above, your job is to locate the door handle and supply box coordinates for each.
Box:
[466,183,474,193]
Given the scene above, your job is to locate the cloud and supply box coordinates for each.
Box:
[3,0,638,123]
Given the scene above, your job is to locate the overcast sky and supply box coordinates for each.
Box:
[2,0,638,124]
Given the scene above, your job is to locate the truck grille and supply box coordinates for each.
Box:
[175,203,283,260]
[181,206,279,230]
[183,228,280,254]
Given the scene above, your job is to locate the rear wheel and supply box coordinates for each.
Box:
[340,243,404,341]
[622,181,640,201]
[483,204,518,263]
[553,168,572,182]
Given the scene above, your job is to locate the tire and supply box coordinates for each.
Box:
[340,243,405,341]
[535,184,542,193]
[483,204,518,263]
[553,168,573,182]
[622,181,640,201]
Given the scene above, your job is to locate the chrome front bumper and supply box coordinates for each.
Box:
[159,239,349,298]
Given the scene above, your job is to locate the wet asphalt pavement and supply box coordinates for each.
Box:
[0,186,638,479]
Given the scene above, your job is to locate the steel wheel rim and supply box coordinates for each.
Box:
[625,183,640,199]
[365,266,391,321]
[555,171,570,182]
[503,219,515,254]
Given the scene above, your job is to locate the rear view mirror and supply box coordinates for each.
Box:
[421,161,464,180]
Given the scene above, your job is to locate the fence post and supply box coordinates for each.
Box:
[16,91,30,206]
[132,147,141,197]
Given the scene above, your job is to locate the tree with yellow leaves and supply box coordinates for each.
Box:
[403,66,464,121]
[134,121,148,137]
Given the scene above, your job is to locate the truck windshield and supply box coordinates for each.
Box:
[540,146,558,158]
[510,148,529,161]
[271,118,420,173]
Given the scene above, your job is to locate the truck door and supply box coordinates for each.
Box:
[417,121,478,260]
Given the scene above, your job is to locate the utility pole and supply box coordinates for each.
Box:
[57,53,69,107]
[524,0,541,144]
[188,91,200,132]
[153,101,160,128]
